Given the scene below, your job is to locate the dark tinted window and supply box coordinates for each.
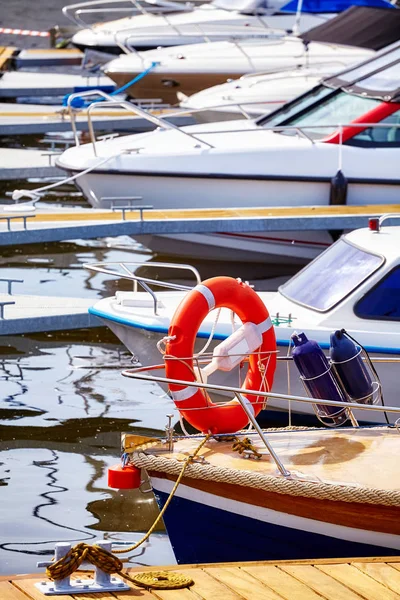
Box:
[355,266,400,320]
[346,109,400,147]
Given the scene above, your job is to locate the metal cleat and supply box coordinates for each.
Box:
[34,540,130,596]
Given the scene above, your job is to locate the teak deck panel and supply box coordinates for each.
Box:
[2,557,400,599]
[3,203,400,223]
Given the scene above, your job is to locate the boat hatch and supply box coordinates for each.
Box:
[116,291,165,309]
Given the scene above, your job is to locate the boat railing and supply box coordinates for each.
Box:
[66,89,400,158]
[65,91,215,152]
[64,84,400,161]
[62,0,193,30]
[114,25,295,57]
[84,261,201,314]
[122,366,400,477]
[236,60,352,82]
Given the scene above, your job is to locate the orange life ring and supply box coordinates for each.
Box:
[165,277,277,434]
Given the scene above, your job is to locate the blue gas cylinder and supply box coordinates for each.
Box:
[292,332,348,425]
[330,330,373,404]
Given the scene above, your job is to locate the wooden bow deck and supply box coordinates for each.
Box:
[2,556,400,599]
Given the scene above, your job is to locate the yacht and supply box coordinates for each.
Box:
[69,0,371,54]
[58,44,400,264]
[103,34,371,103]
[179,65,335,122]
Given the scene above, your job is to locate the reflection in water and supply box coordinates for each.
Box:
[0,333,177,575]
[0,212,288,575]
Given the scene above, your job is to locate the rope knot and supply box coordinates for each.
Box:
[232,436,262,459]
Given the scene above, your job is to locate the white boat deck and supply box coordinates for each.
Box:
[0,292,98,335]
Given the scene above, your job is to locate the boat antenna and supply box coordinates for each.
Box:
[293,0,304,35]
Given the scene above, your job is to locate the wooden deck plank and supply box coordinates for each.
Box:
[317,564,400,600]
[3,203,400,224]
[389,564,400,573]
[4,559,400,599]
[242,564,325,600]
[71,593,118,599]
[0,581,32,600]
[0,47,16,71]
[113,586,154,599]
[179,567,244,600]
[353,563,400,595]
[13,577,73,600]
[280,565,366,600]
[151,587,200,600]
[204,566,283,600]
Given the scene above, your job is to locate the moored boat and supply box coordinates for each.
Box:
[122,424,400,564]
[58,42,400,264]
[86,217,400,423]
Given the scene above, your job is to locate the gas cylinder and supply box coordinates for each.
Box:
[108,464,141,489]
[330,330,374,404]
[291,332,348,425]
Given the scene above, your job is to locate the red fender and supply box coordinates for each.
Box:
[165,277,277,434]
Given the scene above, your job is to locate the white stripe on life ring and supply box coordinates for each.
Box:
[194,284,216,311]
[256,316,272,334]
[171,386,198,402]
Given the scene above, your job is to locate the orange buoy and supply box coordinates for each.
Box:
[108,464,141,489]
[165,277,276,434]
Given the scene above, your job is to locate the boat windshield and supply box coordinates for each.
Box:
[265,88,380,140]
[279,239,384,311]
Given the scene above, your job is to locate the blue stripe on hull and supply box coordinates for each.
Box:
[154,489,399,564]
[88,307,400,356]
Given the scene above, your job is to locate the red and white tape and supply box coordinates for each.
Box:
[0,28,50,37]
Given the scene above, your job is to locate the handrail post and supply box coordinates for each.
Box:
[234,392,290,477]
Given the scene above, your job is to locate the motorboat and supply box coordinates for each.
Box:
[183,1,400,123]
[178,65,337,122]
[87,217,400,424]
[103,35,372,103]
[116,420,400,563]
[57,43,400,264]
[106,259,400,564]
[68,0,378,55]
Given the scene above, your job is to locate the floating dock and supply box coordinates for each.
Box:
[1,556,400,599]
[0,46,17,70]
[0,204,399,247]
[0,148,62,181]
[0,45,83,68]
[14,47,84,67]
[0,292,97,335]
[0,104,195,135]
[0,71,116,99]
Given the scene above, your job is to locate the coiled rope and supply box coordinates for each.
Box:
[46,543,193,589]
[46,434,211,589]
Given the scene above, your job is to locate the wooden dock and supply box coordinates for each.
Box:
[0,204,400,247]
[2,557,400,599]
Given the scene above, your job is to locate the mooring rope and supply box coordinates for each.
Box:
[45,434,211,589]
[46,543,193,589]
